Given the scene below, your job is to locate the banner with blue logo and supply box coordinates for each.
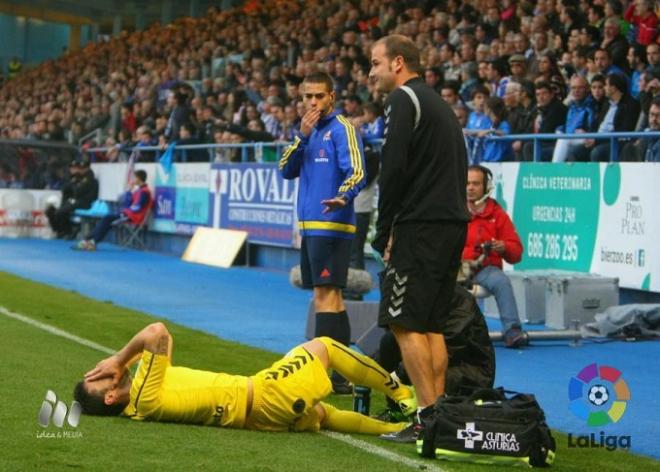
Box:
[153,163,211,235]
[209,163,298,247]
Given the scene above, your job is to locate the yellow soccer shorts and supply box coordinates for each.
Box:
[246,345,332,432]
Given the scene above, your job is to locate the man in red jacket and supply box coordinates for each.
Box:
[463,165,527,348]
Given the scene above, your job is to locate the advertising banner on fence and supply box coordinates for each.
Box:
[484,163,659,292]
[152,163,211,235]
[0,189,61,238]
[209,163,298,246]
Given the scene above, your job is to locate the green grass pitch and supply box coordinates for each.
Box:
[0,271,657,471]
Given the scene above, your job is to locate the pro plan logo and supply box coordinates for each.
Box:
[567,363,631,451]
[456,422,521,452]
[457,422,483,449]
[37,390,82,438]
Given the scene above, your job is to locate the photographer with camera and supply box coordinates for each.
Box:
[463,165,527,348]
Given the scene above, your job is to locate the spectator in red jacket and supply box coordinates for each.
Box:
[74,169,152,251]
[624,0,658,46]
[462,165,527,348]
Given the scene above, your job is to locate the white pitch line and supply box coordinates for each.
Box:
[0,306,115,355]
[322,431,446,472]
[1,305,444,471]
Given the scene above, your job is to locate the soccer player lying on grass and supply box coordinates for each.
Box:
[74,322,417,434]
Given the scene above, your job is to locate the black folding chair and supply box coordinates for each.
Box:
[113,201,153,249]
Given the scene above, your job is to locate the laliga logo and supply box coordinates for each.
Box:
[38,390,82,428]
[567,363,631,451]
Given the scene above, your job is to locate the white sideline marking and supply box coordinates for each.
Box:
[0,306,115,355]
[0,305,443,470]
[322,431,446,471]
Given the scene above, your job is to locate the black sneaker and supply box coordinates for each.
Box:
[504,328,529,348]
[332,379,353,395]
[373,408,408,423]
[331,371,352,394]
[379,420,423,443]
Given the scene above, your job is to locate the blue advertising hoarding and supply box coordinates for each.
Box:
[209,163,298,246]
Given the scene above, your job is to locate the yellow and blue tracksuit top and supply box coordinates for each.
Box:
[279,110,366,239]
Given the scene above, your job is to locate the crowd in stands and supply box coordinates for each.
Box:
[0,0,658,165]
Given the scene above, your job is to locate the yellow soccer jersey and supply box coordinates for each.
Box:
[123,351,249,428]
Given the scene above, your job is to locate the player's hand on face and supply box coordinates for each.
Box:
[300,108,321,136]
[84,355,124,387]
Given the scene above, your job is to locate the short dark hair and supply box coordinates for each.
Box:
[591,74,606,85]
[443,80,461,95]
[574,46,590,59]
[303,72,334,93]
[595,48,610,59]
[535,81,553,93]
[73,381,126,416]
[363,102,383,116]
[583,25,601,43]
[589,4,605,18]
[651,95,660,108]
[606,73,627,94]
[471,84,491,98]
[630,44,648,65]
[607,0,623,16]
[376,34,422,74]
[485,96,508,122]
[134,169,147,182]
[489,59,509,78]
[180,122,196,134]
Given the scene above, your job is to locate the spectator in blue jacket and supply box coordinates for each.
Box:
[478,96,514,162]
[359,102,385,143]
[552,75,594,162]
[464,85,492,163]
[279,72,366,394]
[628,44,648,100]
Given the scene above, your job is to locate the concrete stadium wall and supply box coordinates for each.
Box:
[0,14,78,73]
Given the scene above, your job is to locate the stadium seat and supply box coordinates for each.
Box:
[72,200,110,238]
[112,200,152,250]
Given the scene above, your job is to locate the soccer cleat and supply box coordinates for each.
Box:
[379,420,424,443]
[331,371,352,395]
[397,389,418,418]
[331,378,353,395]
[373,408,408,423]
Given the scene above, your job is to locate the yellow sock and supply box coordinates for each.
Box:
[317,337,413,403]
[319,402,407,435]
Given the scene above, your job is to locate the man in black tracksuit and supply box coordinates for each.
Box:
[369,34,469,443]
[46,159,99,238]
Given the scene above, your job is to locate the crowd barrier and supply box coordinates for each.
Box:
[1,135,658,292]
[483,131,660,163]
[0,139,79,190]
[82,131,660,164]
